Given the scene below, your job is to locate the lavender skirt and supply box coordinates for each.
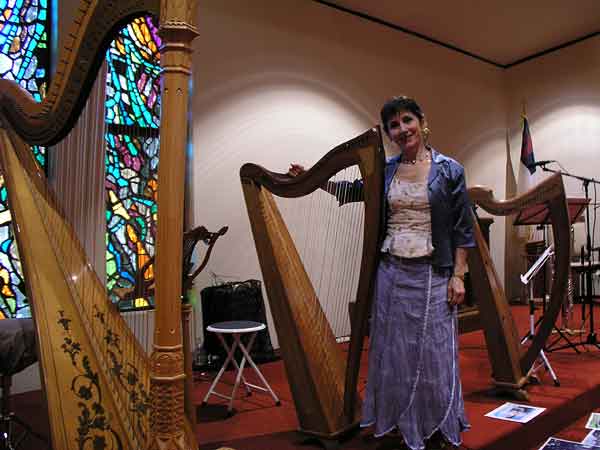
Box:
[360,253,470,450]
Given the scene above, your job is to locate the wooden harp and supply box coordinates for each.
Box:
[240,127,385,439]
[465,173,570,398]
[0,1,199,449]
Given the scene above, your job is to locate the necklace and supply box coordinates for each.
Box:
[401,149,431,164]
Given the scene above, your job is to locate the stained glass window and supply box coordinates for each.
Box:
[0,0,49,318]
[105,16,160,310]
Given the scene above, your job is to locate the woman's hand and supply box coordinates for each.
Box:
[288,163,333,193]
[449,247,468,307]
[447,276,465,307]
[288,163,305,177]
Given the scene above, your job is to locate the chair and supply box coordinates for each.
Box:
[0,318,47,449]
[201,320,280,415]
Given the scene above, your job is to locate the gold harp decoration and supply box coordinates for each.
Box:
[0,1,199,449]
[240,127,385,439]
[462,172,570,399]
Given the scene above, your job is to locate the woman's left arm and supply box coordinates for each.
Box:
[448,163,475,306]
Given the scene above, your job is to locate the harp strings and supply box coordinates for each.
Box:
[328,172,364,337]
[276,164,365,340]
[46,62,107,345]
[50,67,105,277]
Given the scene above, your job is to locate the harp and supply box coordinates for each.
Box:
[114,225,229,306]
[0,1,199,449]
[464,173,570,399]
[240,127,385,439]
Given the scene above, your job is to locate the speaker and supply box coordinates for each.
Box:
[200,279,276,366]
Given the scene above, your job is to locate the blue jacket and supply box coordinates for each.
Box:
[330,147,475,269]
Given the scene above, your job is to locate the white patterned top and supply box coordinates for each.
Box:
[381,164,433,258]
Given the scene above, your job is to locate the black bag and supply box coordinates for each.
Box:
[200,279,276,366]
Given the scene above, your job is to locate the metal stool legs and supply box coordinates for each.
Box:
[202,331,280,414]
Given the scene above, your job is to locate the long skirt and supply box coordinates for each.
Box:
[360,253,470,450]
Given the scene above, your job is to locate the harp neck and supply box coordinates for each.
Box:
[0,0,160,145]
[240,127,384,197]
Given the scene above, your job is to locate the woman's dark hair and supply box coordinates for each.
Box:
[380,96,425,135]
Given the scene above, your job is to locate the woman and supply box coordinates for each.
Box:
[289,96,474,450]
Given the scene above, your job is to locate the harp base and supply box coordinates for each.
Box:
[492,378,530,401]
[297,420,361,449]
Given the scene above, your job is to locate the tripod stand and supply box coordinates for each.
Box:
[519,244,560,386]
[515,203,579,353]
[540,164,600,350]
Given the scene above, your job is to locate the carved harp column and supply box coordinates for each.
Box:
[150,2,199,449]
[466,173,570,398]
[240,128,384,439]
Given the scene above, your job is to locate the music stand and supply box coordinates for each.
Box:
[514,197,587,353]
[514,198,587,228]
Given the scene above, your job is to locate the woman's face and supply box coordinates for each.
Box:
[385,110,425,153]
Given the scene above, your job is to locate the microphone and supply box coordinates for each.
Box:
[530,159,556,167]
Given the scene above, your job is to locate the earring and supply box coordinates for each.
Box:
[422,127,431,141]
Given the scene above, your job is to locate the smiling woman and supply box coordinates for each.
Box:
[382,103,430,163]
[359,96,474,450]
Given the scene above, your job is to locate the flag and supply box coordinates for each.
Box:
[516,116,540,242]
[517,116,538,195]
[520,117,535,173]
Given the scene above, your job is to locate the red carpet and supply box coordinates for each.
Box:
[11,305,600,450]
[195,305,600,450]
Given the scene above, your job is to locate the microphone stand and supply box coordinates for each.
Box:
[539,164,600,350]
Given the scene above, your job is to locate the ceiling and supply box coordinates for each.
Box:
[320,0,600,67]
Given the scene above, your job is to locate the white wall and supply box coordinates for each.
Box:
[190,0,507,347]
[506,36,600,259]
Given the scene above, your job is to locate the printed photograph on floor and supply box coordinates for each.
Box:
[586,413,600,430]
[485,402,546,423]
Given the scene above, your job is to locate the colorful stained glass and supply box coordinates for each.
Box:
[0,0,49,318]
[105,16,161,309]
[0,0,49,167]
[105,16,160,128]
